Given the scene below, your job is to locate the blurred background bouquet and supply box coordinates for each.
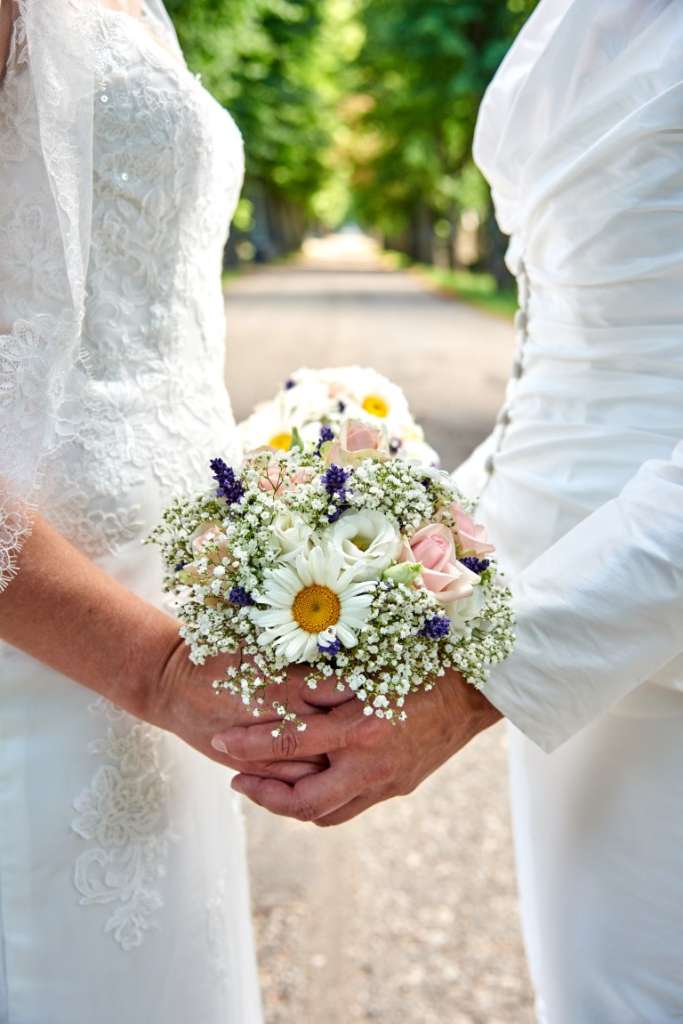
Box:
[237,366,440,465]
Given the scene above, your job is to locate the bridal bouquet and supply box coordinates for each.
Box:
[149,417,514,731]
[237,366,439,467]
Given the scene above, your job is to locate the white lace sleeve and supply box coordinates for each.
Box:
[0,0,98,588]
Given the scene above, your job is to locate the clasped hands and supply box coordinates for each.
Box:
[210,666,501,827]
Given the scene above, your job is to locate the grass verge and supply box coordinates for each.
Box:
[384,251,518,320]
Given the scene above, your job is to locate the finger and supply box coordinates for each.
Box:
[231,775,311,819]
[245,760,325,784]
[313,793,378,827]
[213,710,354,763]
[207,745,326,774]
[232,759,362,822]
[301,677,352,709]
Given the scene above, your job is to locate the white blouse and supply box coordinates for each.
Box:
[461,0,683,752]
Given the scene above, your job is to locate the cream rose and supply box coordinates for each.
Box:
[323,419,391,467]
[272,510,314,559]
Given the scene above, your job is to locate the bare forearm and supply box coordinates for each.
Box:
[0,513,176,717]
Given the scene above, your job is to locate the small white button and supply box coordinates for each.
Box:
[498,408,512,427]
[100,94,109,104]
[484,454,495,475]
[121,171,129,182]
[514,309,528,332]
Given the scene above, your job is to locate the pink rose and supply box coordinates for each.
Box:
[401,523,478,605]
[324,419,390,467]
[258,463,315,494]
[179,522,230,583]
[191,521,229,559]
[450,504,495,559]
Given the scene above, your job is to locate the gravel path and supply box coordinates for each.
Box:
[224,234,535,1024]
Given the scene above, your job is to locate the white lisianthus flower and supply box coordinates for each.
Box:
[271,510,314,559]
[325,509,402,581]
[252,546,375,662]
[395,436,440,468]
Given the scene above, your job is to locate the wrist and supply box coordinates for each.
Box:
[447,669,503,741]
[115,606,182,721]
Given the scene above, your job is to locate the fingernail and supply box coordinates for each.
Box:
[211,736,228,754]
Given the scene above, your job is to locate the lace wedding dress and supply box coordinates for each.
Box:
[456,1,683,1020]
[0,3,262,1021]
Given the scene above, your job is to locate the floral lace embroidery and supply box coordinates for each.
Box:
[3,6,246,946]
[72,698,176,951]
[0,6,245,572]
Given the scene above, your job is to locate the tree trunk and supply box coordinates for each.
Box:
[409,202,434,264]
[447,203,459,270]
[481,212,514,290]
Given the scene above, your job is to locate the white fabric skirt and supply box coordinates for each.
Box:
[0,542,263,1024]
[508,690,683,1023]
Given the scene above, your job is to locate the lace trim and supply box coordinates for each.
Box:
[0,496,32,591]
[72,698,176,951]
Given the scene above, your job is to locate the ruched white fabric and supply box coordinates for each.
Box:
[0,4,262,1022]
[455,1,683,1019]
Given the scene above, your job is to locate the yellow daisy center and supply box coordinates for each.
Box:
[362,394,389,418]
[292,585,341,634]
[269,432,293,451]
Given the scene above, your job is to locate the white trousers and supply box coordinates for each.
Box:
[509,687,683,1023]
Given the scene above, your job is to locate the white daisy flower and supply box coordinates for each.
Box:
[238,398,295,453]
[325,509,402,581]
[252,546,375,663]
[238,391,326,455]
[325,366,412,426]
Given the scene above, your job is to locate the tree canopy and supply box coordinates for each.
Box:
[166,0,538,266]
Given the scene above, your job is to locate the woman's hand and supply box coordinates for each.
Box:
[144,640,349,783]
[0,513,350,785]
[215,670,502,825]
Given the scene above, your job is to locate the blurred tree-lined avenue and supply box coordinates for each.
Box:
[166,0,537,289]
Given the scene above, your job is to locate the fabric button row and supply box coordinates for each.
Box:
[482,261,530,481]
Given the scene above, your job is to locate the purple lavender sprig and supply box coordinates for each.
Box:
[420,615,451,640]
[210,458,244,504]
[318,636,342,657]
[321,463,349,494]
[460,557,490,575]
[321,463,350,522]
[316,425,335,455]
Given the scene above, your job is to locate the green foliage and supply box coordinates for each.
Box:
[350,0,538,244]
[165,0,538,257]
[166,0,352,220]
